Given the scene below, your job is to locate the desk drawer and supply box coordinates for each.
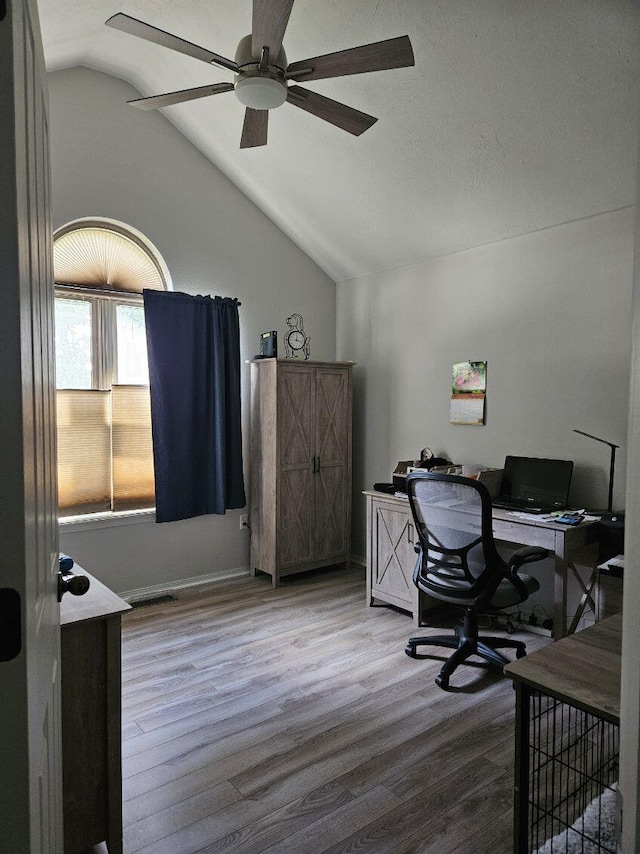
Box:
[492,519,557,550]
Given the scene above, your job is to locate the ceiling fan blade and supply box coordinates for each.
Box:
[252,0,295,62]
[128,83,235,111]
[240,108,269,148]
[286,35,414,81]
[106,13,239,72]
[287,86,377,136]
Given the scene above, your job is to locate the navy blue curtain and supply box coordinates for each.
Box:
[143,290,246,523]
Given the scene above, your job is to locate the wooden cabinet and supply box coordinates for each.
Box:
[365,491,437,624]
[60,569,130,854]
[250,359,353,586]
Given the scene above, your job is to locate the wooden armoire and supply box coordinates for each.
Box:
[250,359,354,586]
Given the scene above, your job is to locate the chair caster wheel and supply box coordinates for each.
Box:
[435,673,449,689]
[405,644,417,658]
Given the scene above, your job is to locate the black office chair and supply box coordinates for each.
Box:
[405,471,548,689]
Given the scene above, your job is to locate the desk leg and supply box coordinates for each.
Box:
[106,617,124,854]
[554,533,600,638]
[513,682,530,854]
[553,536,568,638]
[553,526,598,640]
[365,496,373,608]
[567,565,599,635]
[553,554,567,639]
[566,543,600,635]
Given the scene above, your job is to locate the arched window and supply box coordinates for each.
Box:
[54,218,170,516]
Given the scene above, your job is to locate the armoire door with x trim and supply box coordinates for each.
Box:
[314,367,350,563]
[278,364,315,569]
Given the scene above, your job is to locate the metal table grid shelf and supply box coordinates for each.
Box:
[523,691,619,853]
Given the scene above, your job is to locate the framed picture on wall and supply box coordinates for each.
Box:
[452,361,487,394]
[451,361,486,425]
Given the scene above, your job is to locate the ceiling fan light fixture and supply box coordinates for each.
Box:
[106,8,415,148]
[235,74,287,110]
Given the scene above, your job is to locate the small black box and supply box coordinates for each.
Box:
[259,330,277,358]
[597,512,625,562]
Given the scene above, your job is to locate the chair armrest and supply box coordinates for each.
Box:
[503,546,549,601]
[508,545,549,574]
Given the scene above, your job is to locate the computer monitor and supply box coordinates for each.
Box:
[498,456,574,509]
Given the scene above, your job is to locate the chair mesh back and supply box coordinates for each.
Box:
[408,475,495,591]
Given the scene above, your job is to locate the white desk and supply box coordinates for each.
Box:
[364,491,599,638]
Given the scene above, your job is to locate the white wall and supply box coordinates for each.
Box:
[337,209,635,564]
[620,122,640,853]
[49,66,337,594]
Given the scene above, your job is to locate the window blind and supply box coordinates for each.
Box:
[53,225,167,292]
[57,390,111,515]
[112,385,155,511]
[57,385,154,516]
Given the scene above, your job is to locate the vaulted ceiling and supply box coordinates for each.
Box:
[38,1,640,282]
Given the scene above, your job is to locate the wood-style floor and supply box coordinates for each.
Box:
[119,564,547,854]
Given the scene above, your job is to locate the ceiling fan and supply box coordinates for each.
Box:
[105,0,414,149]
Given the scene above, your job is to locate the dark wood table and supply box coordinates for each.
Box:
[504,615,622,853]
[60,568,131,854]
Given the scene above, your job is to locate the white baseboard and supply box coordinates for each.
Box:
[123,559,365,605]
[121,565,250,603]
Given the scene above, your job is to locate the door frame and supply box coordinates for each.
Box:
[0,0,62,849]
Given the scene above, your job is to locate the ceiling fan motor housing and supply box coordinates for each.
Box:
[234,34,288,110]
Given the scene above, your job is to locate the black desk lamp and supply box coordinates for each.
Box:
[573,429,620,513]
